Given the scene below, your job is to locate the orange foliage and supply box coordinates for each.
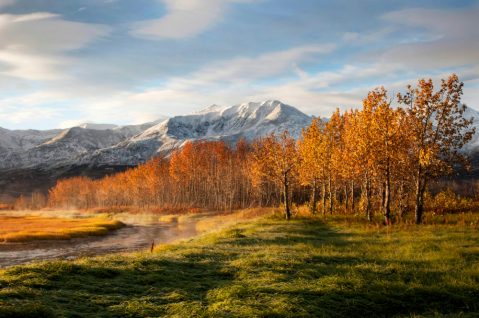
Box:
[49,140,256,211]
[46,74,474,224]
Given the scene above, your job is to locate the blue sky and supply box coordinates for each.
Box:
[0,0,478,129]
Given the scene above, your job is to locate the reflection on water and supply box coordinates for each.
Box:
[0,214,199,268]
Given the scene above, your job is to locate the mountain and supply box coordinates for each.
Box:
[0,122,160,170]
[0,127,63,154]
[0,100,312,200]
[0,100,311,170]
[84,100,312,166]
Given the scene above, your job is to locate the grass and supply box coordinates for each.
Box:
[0,215,124,243]
[0,214,478,317]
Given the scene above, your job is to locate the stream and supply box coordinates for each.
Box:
[0,214,200,268]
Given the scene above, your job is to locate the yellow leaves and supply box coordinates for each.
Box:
[419,148,434,167]
[251,131,299,186]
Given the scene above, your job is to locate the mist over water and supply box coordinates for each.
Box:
[0,208,266,268]
[0,213,200,268]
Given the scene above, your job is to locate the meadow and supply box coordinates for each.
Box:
[0,212,478,317]
[0,215,124,243]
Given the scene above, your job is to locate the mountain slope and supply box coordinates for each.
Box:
[0,128,63,153]
[85,100,312,166]
[0,122,159,170]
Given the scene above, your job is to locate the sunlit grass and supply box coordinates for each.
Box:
[0,212,477,317]
[0,215,124,243]
[194,207,272,233]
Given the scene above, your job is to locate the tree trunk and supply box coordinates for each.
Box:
[310,179,317,214]
[384,165,391,225]
[350,180,355,213]
[344,185,349,212]
[381,182,385,212]
[328,176,333,214]
[398,181,405,221]
[321,182,326,216]
[365,176,372,222]
[283,173,291,220]
[414,171,426,224]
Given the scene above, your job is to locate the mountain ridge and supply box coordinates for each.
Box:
[0,100,312,171]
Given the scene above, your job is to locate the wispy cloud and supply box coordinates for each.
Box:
[0,12,110,81]
[130,0,252,39]
[375,7,479,69]
[0,0,15,9]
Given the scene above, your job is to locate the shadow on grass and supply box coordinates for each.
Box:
[0,218,478,317]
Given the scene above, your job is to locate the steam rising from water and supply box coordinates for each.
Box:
[0,209,268,268]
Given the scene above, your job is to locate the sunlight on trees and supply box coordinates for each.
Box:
[47,74,474,224]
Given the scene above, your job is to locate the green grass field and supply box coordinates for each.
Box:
[0,215,478,317]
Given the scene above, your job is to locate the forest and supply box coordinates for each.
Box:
[43,74,475,225]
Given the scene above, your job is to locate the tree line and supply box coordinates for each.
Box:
[48,74,475,224]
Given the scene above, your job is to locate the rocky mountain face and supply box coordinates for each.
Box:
[0,100,312,200]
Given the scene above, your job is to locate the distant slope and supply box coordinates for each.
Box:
[0,122,160,170]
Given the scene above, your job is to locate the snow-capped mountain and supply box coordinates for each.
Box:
[0,100,311,171]
[0,122,159,170]
[0,127,63,153]
[85,100,312,166]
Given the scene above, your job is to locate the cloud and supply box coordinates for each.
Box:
[3,44,336,126]
[130,0,252,40]
[342,27,395,44]
[0,0,15,9]
[383,7,479,38]
[0,12,111,80]
[2,2,478,129]
[0,104,59,125]
[174,44,335,86]
[65,44,357,120]
[374,7,479,69]
[0,51,67,80]
[0,12,110,52]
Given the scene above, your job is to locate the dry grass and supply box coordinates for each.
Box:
[0,215,124,243]
[194,208,273,233]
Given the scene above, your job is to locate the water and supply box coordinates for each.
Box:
[0,214,199,268]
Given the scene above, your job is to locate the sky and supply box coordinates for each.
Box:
[0,0,478,130]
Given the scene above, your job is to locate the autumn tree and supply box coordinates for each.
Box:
[298,117,327,214]
[251,131,299,220]
[325,109,345,214]
[367,87,403,224]
[347,100,376,221]
[398,74,475,224]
